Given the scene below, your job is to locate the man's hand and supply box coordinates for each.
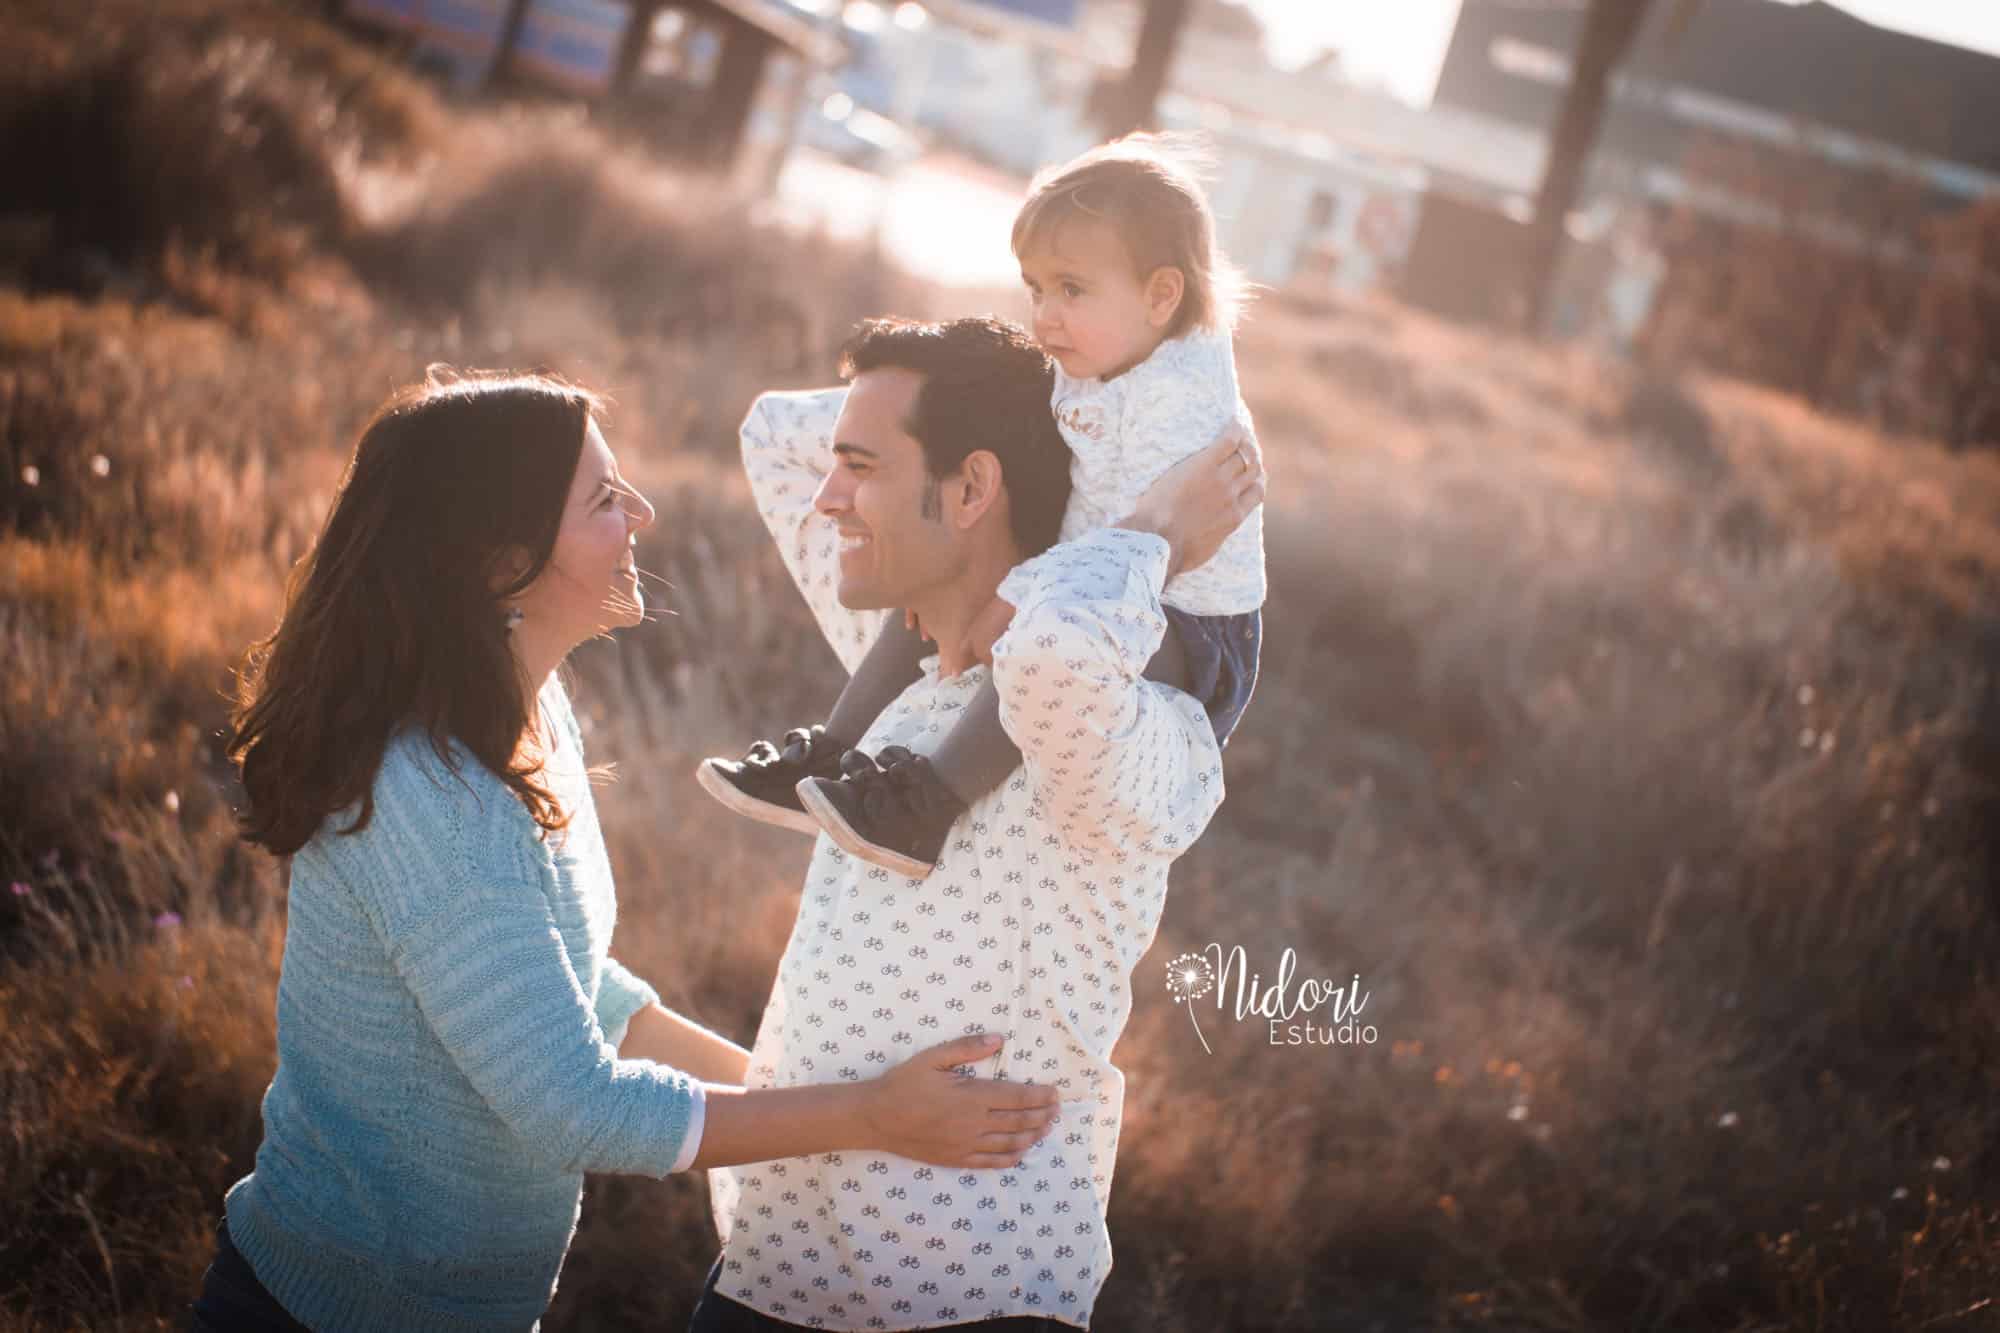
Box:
[965,595,1016,669]
[1119,422,1266,580]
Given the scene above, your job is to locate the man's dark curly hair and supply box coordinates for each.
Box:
[839,316,1074,559]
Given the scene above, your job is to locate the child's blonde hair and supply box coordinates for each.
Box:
[1010,132,1247,337]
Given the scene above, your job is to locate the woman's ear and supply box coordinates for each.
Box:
[1145,266,1187,330]
[489,545,533,597]
[950,450,1006,531]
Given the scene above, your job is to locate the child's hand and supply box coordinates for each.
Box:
[965,595,1016,668]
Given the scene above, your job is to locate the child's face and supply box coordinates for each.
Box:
[1019,217,1179,381]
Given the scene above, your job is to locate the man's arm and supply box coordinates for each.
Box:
[740,388,889,676]
[988,527,1225,862]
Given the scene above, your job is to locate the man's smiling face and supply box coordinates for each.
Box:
[813,367,966,611]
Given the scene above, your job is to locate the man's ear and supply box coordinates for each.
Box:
[948,450,1006,531]
[1145,266,1187,330]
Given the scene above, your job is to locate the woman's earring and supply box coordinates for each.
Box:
[504,606,525,633]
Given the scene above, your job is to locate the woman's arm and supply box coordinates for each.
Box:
[389,872,1053,1175]
[619,1002,751,1086]
[618,1009,1060,1171]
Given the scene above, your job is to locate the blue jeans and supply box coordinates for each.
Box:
[1164,606,1262,748]
[187,1216,313,1332]
[687,1255,1072,1332]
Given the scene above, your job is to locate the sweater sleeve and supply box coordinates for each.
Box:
[359,740,702,1179]
[591,964,707,1174]
[594,956,660,1050]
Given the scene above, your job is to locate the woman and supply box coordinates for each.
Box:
[191,370,1062,1332]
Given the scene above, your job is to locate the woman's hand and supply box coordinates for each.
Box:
[862,1033,1060,1168]
[1119,422,1266,580]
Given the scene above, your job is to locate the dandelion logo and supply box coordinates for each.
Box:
[1164,951,1216,1054]
[1166,943,1380,1052]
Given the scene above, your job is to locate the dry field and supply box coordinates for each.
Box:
[3,3,1996,1330]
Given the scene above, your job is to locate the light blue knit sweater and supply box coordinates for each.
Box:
[223,680,701,1332]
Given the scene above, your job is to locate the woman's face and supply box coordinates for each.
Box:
[516,420,656,642]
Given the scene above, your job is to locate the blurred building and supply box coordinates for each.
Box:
[1404,0,2000,338]
[1434,0,2000,217]
[1408,0,2000,443]
[808,0,1453,297]
[806,0,1109,178]
[1153,40,1529,301]
[340,0,840,174]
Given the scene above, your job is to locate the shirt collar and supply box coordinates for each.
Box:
[918,652,989,696]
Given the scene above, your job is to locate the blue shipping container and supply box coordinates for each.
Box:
[963,0,1079,28]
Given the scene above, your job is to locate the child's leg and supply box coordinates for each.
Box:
[926,680,1013,806]
[825,613,931,750]
[927,622,1193,807]
[1140,615,1193,693]
[1156,607,1261,747]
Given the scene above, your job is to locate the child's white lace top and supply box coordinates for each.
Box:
[1051,326,1266,617]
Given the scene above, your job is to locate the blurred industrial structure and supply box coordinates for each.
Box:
[804,0,1996,349]
[1415,0,2000,331]
[329,0,1998,439]
[338,0,840,174]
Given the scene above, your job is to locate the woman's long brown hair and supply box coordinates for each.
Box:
[228,369,601,856]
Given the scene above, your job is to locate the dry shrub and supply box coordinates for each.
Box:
[0,915,281,1329]
[352,120,930,395]
[1647,135,2000,451]
[0,0,436,324]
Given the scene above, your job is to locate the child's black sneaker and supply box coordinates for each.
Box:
[695,725,847,834]
[795,745,967,878]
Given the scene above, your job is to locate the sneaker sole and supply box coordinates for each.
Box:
[694,759,821,836]
[794,779,936,879]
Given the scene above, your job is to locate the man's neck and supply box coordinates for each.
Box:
[909,539,1022,679]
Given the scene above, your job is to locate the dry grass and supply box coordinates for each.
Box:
[3,3,1997,1330]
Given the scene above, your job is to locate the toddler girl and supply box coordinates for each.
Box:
[699,134,1264,876]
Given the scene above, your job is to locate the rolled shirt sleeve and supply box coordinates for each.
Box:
[668,1084,707,1174]
[739,388,890,676]
[990,526,1226,862]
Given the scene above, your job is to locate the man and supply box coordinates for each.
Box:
[694,316,1261,1331]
